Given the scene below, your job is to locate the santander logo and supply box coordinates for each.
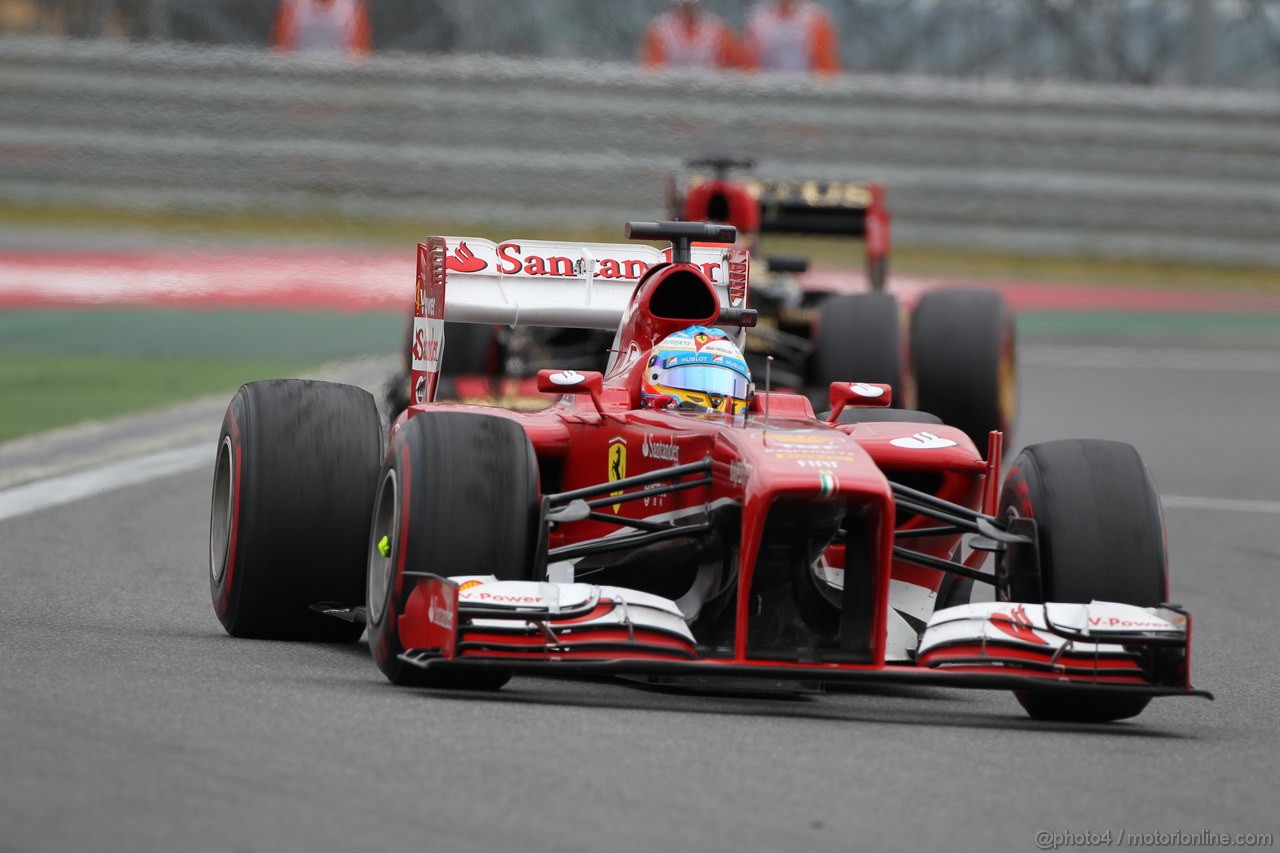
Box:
[642,432,679,462]
[446,241,487,273]
[427,591,454,630]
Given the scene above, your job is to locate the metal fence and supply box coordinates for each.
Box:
[4,0,1280,88]
[2,35,1278,265]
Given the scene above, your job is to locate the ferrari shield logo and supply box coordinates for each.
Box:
[608,440,627,513]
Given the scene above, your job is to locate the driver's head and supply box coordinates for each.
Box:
[641,326,753,415]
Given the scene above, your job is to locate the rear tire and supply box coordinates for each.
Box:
[910,288,1016,449]
[209,380,382,642]
[366,412,541,688]
[997,439,1168,722]
[809,292,903,407]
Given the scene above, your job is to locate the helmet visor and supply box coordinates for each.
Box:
[661,364,752,401]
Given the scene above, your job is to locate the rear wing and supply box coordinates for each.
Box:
[674,174,891,290]
[748,178,886,239]
[408,235,749,404]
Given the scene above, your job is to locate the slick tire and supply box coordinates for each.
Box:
[366,412,541,688]
[910,288,1016,450]
[825,408,941,426]
[997,439,1168,723]
[209,380,383,642]
[809,292,904,407]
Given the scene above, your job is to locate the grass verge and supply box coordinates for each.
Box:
[0,308,404,442]
[0,355,311,443]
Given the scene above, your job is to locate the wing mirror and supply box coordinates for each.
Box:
[826,382,892,423]
[536,369,605,413]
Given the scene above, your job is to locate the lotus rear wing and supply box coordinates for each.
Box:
[674,174,891,290]
[754,178,889,291]
[408,235,749,404]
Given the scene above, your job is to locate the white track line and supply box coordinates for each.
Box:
[1,442,1278,523]
[0,444,211,522]
[1022,345,1280,373]
[1160,495,1280,515]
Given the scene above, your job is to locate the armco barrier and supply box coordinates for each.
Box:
[2,36,1278,265]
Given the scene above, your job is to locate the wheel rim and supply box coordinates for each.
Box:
[367,468,399,626]
[209,436,234,584]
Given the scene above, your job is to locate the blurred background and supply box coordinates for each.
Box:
[3,0,1279,86]
[1,0,1278,443]
[3,9,1278,848]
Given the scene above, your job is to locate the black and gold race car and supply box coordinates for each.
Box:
[668,157,1017,449]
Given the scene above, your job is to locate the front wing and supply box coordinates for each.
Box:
[390,577,1210,701]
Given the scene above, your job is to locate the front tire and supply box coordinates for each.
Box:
[366,412,541,688]
[827,407,941,426]
[209,380,382,642]
[997,439,1168,722]
[910,288,1016,449]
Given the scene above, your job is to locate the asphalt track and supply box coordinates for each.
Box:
[2,342,1279,853]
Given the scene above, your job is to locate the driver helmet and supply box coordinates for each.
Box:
[641,326,753,415]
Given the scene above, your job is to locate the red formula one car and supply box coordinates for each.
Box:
[209,221,1206,722]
